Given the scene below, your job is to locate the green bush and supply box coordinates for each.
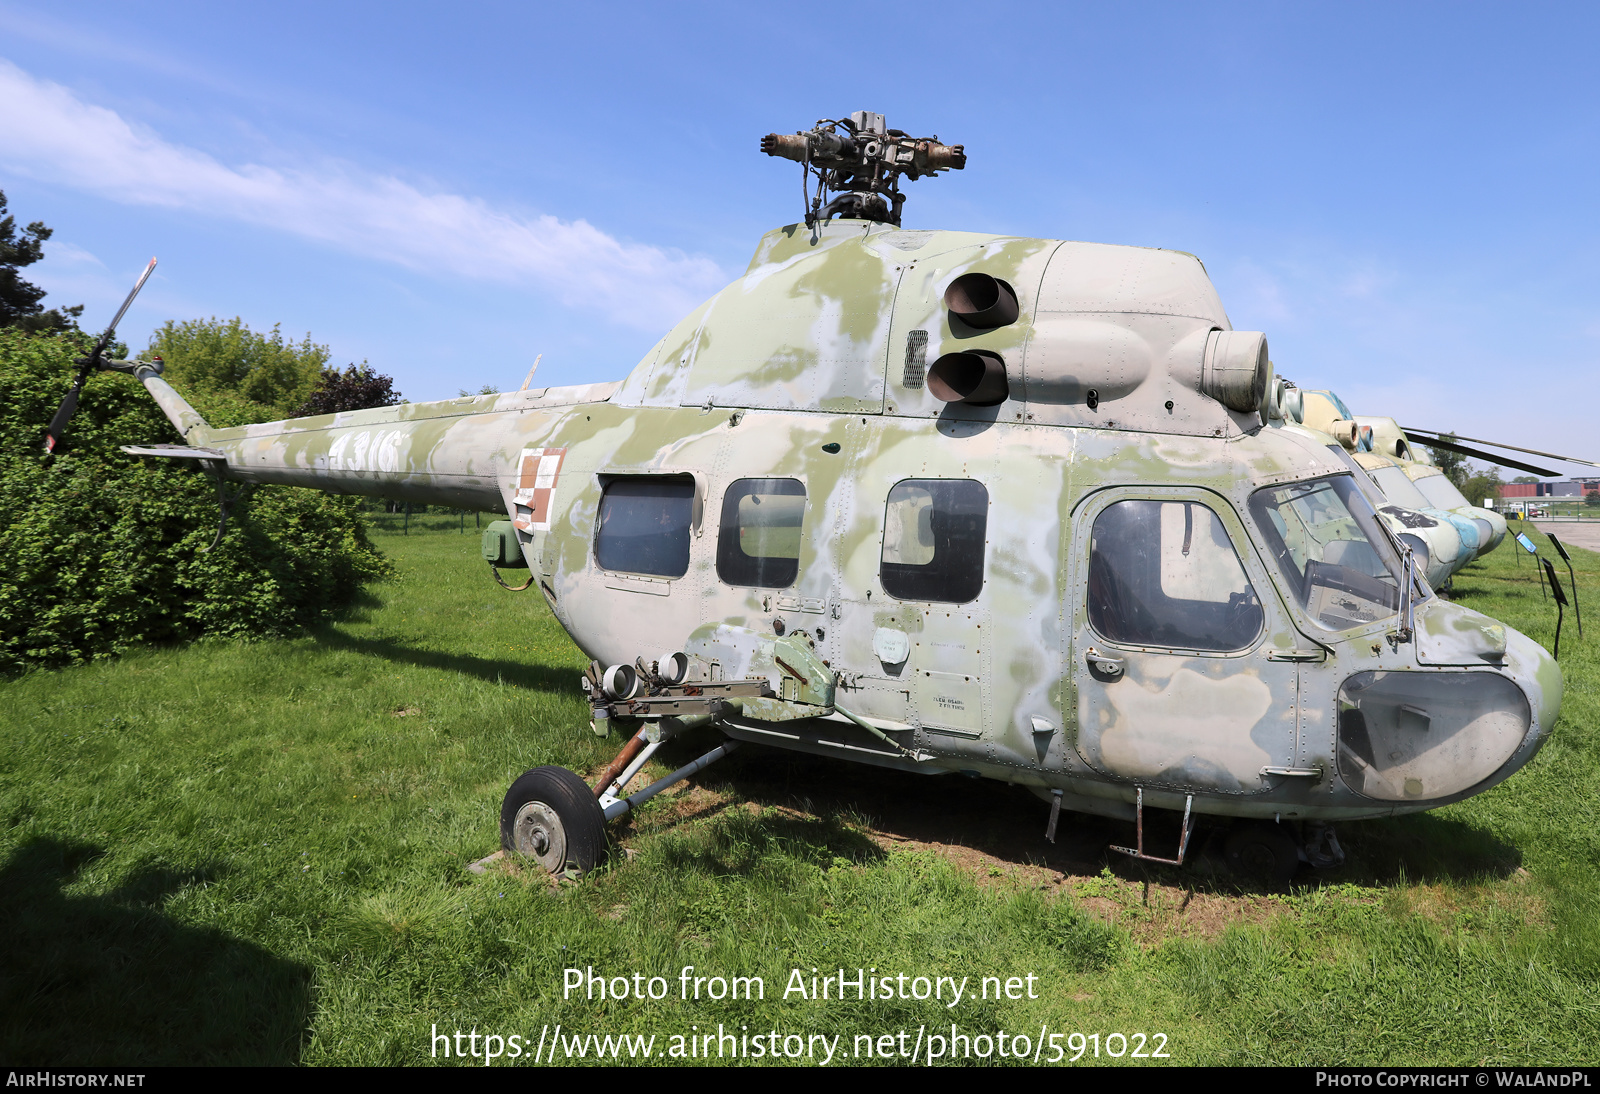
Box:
[0,329,393,673]
[148,317,328,419]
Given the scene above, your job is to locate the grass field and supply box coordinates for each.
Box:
[2,513,1597,1066]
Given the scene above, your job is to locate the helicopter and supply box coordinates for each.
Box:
[1290,393,1488,584]
[60,110,1563,883]
[1272,404,1469,591]
[1296,388,1600,570]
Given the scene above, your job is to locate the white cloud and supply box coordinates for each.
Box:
[40,241,105,267]
[0,59,727,330]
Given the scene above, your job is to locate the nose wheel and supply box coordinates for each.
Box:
[500,766,608,876]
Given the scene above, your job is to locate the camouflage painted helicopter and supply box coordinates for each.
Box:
[1288,394,1486,586]
[1299,393,1510,566]
[61,111,1564,882]
[1272,401,1469,591]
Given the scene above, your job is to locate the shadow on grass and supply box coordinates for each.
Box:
[675,743,1120,874]
[324,586,387,625]
[0,837,312,1065]
[651,809,887,877]
[313,627,578,694]
[1334,811,1524,884]
[656,742,1527,896]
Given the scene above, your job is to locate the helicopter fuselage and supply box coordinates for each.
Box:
[129,219,1562,829]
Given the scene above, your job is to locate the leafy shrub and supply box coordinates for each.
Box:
[0,328,393,673]
[292,364,403,417]
[147,317,329,419]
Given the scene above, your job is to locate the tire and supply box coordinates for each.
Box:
[1223,822,1300,883]
[500,766,608,876]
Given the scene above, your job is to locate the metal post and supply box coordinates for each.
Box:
[1547,533,1582,637]
[1517,532,1543,598]
[1543,558,1568,659]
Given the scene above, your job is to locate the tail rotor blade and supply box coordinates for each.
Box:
[43,383,84,454]
[102,257,158,346]
[41,256,157,456]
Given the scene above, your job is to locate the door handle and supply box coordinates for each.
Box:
[1261,765,1324,778]
[1267,649,1326,663]
[1085,647,1124,677]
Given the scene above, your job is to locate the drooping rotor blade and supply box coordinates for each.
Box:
[42,257,158,455]
[1403,427,1599,470]
[1404,434,1558,477]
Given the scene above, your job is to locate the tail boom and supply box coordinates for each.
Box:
[128,378,620,513]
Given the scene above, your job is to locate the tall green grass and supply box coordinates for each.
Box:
[1,513,1595,1065]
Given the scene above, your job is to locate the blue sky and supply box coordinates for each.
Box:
[2,1,1596,471]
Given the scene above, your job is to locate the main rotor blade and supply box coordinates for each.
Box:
[1405,435,1558,477]
[102,257,158,344]
[1403,427,1598,470]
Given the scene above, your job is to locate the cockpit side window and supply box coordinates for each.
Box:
[1087,499,1263,651]
[716,478,806,588]
[880,479,988,603]
[1249,474,1403,630]
[594,477,695,578]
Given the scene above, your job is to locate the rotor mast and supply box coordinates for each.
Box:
[761,110,965,227]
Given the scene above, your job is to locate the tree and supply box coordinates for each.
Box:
[147,318,328,424]
[1586,489,1600,508]
[1426,433,1469,488]
[0,191,83,334]
[1512,475,1539,484]
[292,363,404,416]
[1461,464,1503,508]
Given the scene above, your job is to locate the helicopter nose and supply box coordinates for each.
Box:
[1334,625,1560,804]
[1449,514,1483,557]
[1508,626,1563,753]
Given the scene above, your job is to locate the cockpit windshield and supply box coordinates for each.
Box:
[1326,445,1389,510]
[1413,473,1472,511]
[1366,464,1433,510]
[1249,474,1406,631]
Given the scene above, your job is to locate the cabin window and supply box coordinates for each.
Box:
[594,477,695,578]
[717,478,806,588]
[1088,499,1263,651]
[880,479,988,603]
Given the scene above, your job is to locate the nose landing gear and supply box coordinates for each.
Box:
[500,766,608,876]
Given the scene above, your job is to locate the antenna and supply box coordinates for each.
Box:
[519,354,543,392]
